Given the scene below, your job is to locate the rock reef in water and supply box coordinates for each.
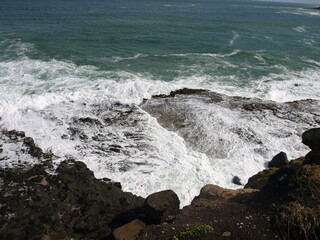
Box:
[1,89,320,240]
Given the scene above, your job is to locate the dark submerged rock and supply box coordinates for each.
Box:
[232,176,242,185]
[268,151,288,168]
[144,190,180,224]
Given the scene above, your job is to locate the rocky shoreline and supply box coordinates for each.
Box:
[1,89,320,240]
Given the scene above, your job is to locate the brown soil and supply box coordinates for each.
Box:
[137,197,279,240]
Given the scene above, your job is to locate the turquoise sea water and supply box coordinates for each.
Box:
[1,0,320,100]
[0,0,320,205]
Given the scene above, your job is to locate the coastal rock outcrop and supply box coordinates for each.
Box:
[0,159,144,240]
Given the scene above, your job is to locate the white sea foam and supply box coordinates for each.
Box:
[229,31,239,46]
[254,54,267,64]
[293,26,306,33]
[171,68,320,102]
[110,53,144,63]
[278,8,320,16]
[304,58,320,67]
[158,50,241,58]
[0,38,35,59]
[0,57,178,114]
[300,38,317,47]
[200,50,241,58]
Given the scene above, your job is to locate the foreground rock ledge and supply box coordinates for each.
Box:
[0,159,144,240]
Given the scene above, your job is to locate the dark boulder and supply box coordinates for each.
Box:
[268,152,289,168]
[302,128,320,150]
[232,176,242,185]
[144,190,180,224]
[0,160,144,240]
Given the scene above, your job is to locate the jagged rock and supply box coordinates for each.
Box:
[268,152,288,168]
[23,137,44,158]
[196,184,257,201]
[144,190,180,224]
[153,88,207,98]
[0,159,144,240]
[302,128,320,150]
[113,219,146,240]
[304,150,320,165]
[244,168,279,189]
[232,176,242,185]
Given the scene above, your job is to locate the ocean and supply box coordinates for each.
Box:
[0,0,319,205]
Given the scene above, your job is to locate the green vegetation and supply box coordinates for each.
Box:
[172,225,215,240]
